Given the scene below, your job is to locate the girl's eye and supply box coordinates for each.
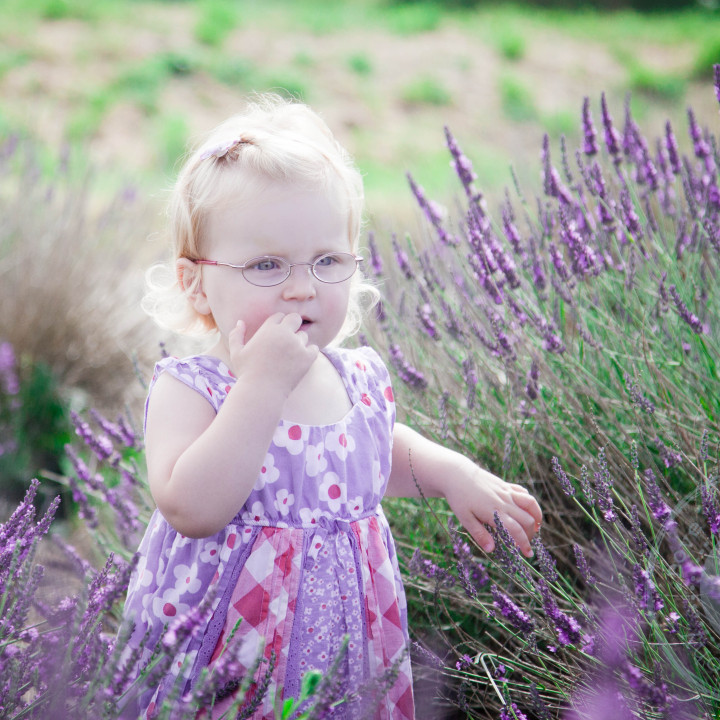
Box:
[251,258,282,272]
[315,254,338,267]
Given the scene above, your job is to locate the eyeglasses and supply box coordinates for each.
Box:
[191,252,363,287]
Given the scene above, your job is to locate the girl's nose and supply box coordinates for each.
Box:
[281,264,317,300]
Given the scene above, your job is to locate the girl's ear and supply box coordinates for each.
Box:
[177,258,212,316]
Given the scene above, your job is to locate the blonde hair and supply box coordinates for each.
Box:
[143,93,378,343]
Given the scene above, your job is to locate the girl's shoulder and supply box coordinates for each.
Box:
[148,354,235,412]
[326,345,394,400]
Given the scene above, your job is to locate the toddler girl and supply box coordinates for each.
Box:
[121,94,542,719]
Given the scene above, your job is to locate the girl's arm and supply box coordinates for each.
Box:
[386,422,542,557]
[146,313,318,538]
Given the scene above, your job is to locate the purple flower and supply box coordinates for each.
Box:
[409,548,455,589]
[0,341,19,395]
[417,303,439,340]
[367,231,384,277]
[701,484,720,535]
[391,234,414,280]
[531,537,558,583]
[388,343,428,389]
[572,544,595,587]
[642,469,672,521]
[714,63,720,105]
[491,585,535,637]
[525,360,539,402]
[500,702,528,720]
[668,284,707,334]
[601,92,622,164]
[445,126,483,210]
[582,97,598,156]
[653,436,683,468]
[632,565,664,612]
[592,447,616,522]
[551,456,574,497]
[407,172,457,246]
[623,373,655,414]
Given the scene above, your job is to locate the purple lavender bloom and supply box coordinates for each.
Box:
[491,585,535,636]
[714,63,720,105]
[623,663,670,710]
[592,448,616,522]
[417,303,439,340]
[502,202,526,259]
[601,92,622,164]
[525,360,539,402]
[409,548,455,589]
[687,107,711,162]
[537,577,584,647]
[500,702,528,720]
[664,121,682,176]
[71,411,116,463]
[572,544,595,586]
[623,373,655,414]
[653,436,683,468]
[582,97,598,156]
[388,343,428,389]
[701,484,720,535]
[668,284,707,334]
[542,134,573,205]
[445,126,483,211]
[391,234,414,280]
[551,457,575,497]
[632,565,664,612]
[531,537,558,583]
[367,231,384,277]
[642,469,672,521]
[407,172,457,246]
[619,187,644,243]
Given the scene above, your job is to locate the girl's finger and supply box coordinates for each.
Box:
[512,490,543,528]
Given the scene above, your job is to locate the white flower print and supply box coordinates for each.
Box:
[299,507,323,527]
[304,441,327,478]
[242,501,268,525]
[152,587,190,621]
[255,451,280,489]
[372,459,385,496]
[318,472,346,513]
[347,495,364,517]
[274,488,295,516]
[273,422,307,455]
[173,563,202,595]
[199,541,222,566]
[324,428,356,461]
[135,554,154,588]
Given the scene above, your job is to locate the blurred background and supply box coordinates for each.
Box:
[1,0,719,504]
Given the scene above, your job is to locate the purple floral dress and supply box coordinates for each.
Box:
[121,346,415,719]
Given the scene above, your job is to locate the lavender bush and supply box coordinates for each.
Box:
[2,66,719,719]
[368,66,720,717]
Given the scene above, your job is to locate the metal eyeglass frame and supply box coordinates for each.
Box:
[191,253,363,287]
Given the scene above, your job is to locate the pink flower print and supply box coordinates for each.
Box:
[348,495,364,517]
[319,472,347,512]
[152,587,190,621]
[274,488,295,516]
[325,428,356,461]
[305,441,327,477]
[255,452,280,489]
[242,501,268,525]
[199,540,222,566]
[173,563,201,594]
[299,507,323,527]
[274,422,308,455]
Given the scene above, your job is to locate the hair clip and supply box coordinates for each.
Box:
[199,137,248,161]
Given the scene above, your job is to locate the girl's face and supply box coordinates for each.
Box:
[181,181,354,354]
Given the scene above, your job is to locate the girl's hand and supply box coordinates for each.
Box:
[443,464,542,557]
[228,313,319,398]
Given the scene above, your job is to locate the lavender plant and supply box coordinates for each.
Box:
[371,67,720,717]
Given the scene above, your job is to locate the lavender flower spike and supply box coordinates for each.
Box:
[601,92,622,164]
[581,96,598,156]
[551,456,575,497]
[715,63,720,106]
